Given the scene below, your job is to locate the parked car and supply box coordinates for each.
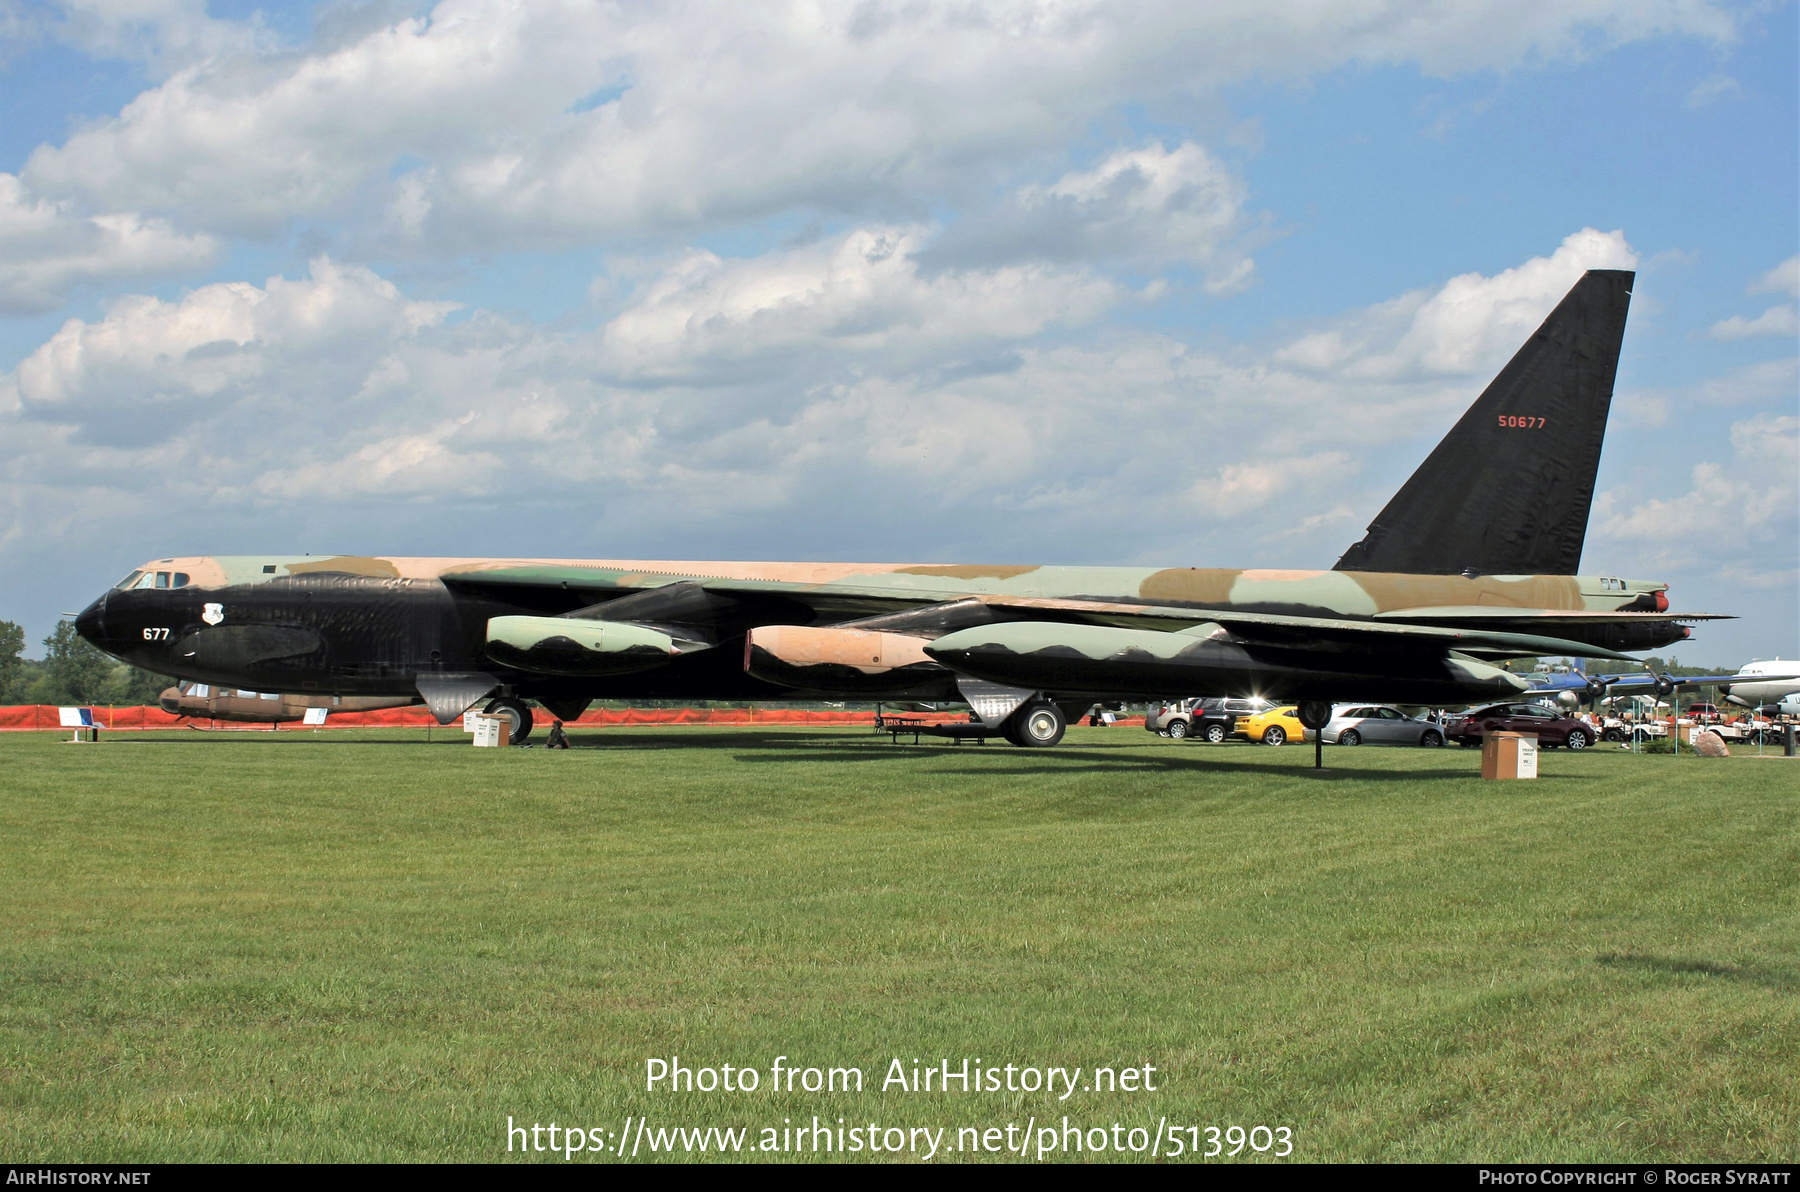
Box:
[1443,703,1597,750]
[1146,697,1272,741]
[1145,698,1200,737]
[1684,703,1724,723]
[1320,705,1445,747]
[1236,704,1307,746]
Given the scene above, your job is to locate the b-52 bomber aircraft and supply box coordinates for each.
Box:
[74,270,1726,746]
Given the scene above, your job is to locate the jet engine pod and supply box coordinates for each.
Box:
[744,625,957,697]
[485,615,674,676]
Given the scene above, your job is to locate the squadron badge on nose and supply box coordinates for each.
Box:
[202,603,224,626]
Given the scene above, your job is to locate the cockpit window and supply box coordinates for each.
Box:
[133,572,159,589]
[115,570,144,590]
[171,572,190,588]
[154,572,170,588]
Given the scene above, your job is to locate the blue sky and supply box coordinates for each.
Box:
[0,0,1793,666]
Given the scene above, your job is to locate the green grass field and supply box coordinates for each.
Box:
[1,725,1795,1163]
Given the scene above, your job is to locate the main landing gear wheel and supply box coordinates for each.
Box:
[483,696,534,745]
[1006,702,1066,748]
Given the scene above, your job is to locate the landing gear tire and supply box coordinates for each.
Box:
[1339,729,1362,746]
[1202,723,1227,743]
[1262,725,1287,746]
[1007,702,1066,748]
[1168,720,1189,739]
[1295,701,1333,731]
[483,697,534,745]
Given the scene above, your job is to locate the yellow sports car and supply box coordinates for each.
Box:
[1236,705,1307,746]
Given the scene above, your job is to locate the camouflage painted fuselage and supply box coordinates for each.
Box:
[77,553,1688,706]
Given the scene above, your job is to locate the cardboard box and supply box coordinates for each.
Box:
[470,713,508,748]
[1481,731,1538,780]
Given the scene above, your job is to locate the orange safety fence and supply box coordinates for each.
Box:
[0,704,1145,731]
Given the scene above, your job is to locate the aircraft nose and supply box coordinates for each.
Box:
[74,592,109,649]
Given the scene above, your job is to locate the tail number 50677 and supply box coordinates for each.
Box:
[1498,415,1545,428]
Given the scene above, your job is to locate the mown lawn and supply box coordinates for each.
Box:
[1,725,1795,1162]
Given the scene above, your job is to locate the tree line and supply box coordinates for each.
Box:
[0,620,172,706]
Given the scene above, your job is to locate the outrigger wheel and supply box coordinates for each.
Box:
[1296,701,1333,731]
[483,696,535,745]
[1296,700,1333,771]
[1004,701,1067,748]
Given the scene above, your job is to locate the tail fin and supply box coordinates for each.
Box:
[1334,269,1633,576]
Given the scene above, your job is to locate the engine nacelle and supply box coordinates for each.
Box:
[485,615,674,676]
[744,625,956,697]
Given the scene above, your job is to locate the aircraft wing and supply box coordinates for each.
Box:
[439,567,934,625]
[1587,672,1748,692]
[951,594,1644,661]
[442,567,1657,662]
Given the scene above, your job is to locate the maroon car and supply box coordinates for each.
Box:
[1445,703,1596,750]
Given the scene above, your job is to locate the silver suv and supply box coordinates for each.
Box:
[1146,697,1273,742]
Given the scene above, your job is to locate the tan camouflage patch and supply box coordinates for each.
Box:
[1349,571,1583,612]
[1138,568,1241,606]
[896,564,1041,580]
[285,556,403,578]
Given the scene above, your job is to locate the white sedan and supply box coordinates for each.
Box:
[1319,705,1445,747]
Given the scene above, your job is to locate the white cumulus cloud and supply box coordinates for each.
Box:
[596,225,1120,383]
[1596,416,1797,568]
[18,0,1743,250]
[14,256,458,446]
[1708,255,1800,340]
[0,173,216,315]
[1708,305,1799,340]
[1750,255,1799,297]
[1276,227,1639,379]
